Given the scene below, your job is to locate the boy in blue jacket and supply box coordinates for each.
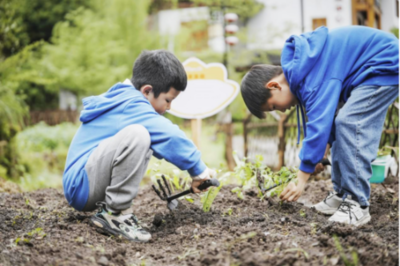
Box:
[63,50,215,242]
[240,26,398,226]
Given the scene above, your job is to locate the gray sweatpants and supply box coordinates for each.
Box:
[82,125,153,212]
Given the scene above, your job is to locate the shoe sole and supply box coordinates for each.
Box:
[328,214,371,227]
[91,216,149,243]
[353,214,371,227]
[312,206,338,216]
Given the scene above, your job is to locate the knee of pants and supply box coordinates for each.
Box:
[121,124,151,149]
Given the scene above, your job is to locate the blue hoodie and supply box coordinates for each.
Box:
[281,26,399,173]
[63,81,206,210]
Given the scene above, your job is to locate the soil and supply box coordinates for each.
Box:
[0,177,398,266]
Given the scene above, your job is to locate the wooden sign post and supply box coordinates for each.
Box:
[191,118,202,149]
[168,57,239,150]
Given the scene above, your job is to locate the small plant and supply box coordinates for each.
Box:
[284,248,309,260]
[15,227,46,245]
[223,207,233,216]
[333,235,359,266]
[231,153,297,199]
[200,171,230,212]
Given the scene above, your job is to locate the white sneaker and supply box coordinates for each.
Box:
[328,198,371,227]
[313,191,343,215]
[91,202,151,242]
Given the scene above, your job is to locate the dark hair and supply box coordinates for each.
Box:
[131,50,187,98]
[240,64,283,119]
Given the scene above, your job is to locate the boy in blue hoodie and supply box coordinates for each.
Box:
[240,26,398,226]
[63,50,215,242]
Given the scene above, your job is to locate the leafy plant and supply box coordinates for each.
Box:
[231,153,297,199]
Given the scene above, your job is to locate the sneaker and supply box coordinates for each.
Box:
[313,191,343,215]
[328,198,371,226]
[91,202,151,242]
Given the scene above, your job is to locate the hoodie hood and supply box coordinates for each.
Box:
[281,27,329,144]
[80,82,149,123]
[281,27,328,100]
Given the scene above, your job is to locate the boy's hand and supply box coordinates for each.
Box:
[280,170,310,202]
[191,168,217,193]
[313,162,325,174]
[191,178,210,193]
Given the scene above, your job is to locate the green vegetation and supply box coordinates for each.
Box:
[15,122,78,190]
[231,153,297,200]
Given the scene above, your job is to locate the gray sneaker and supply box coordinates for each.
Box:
[91,202,151,242]
[313,191,343,215]
[328,198,371,226]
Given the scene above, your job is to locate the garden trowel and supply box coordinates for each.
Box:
[152,175,220,210]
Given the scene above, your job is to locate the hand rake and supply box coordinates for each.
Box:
[152,175,220,210]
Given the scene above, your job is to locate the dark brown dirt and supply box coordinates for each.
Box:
[0,178,398,266]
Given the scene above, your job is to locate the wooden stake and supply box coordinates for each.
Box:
[191,118,202,150]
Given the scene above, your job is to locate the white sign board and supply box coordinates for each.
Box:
[168,57,240,119]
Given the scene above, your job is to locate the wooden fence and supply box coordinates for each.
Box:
[27,110,78,126]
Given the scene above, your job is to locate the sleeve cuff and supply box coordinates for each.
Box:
[188,160,207,177]
[299,161,316,173]
[328,134,334,147]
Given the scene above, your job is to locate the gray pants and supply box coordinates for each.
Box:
[82,125,153,212]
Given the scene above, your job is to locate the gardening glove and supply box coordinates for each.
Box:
[191,168,217,193]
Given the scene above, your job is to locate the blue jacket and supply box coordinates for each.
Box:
[281,26,399,173]
[63,82,206,210]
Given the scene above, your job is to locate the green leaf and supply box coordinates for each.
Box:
[184,196,194,203]
[201,186,221,212]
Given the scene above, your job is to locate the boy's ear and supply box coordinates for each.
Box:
[266,81,281,90]
[140,85,153,98]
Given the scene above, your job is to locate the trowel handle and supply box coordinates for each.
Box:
[320,158,331,166]
[197,178,220,191]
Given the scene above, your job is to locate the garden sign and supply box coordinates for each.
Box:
[168,57,240,149]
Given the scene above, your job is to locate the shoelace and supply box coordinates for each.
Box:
[337,201,356,222]
[323,191,334,204]
[124,214,142,229]
[96,201,107,211]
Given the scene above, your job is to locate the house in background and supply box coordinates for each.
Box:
[153,0,398,54]
[247,0,399,50]
[155,6,227,53]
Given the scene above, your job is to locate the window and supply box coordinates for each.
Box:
[312,18,327,30]
[352,0,381,28]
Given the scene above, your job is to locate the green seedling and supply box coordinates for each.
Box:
[177,248,199,260]
[333,235,359,266]
[299,209,306,217]
[223,207,233,216]
[184,196,194,203]
[226,231,257,253]
[201,185,221,212]
[284,248,309,260]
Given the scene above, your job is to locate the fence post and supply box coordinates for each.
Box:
[243,113,252,158]
[225,123,236,171]
[277,109,296,169]
[277,114,286,170]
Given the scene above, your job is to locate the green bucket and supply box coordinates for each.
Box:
[370,155,392,183]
